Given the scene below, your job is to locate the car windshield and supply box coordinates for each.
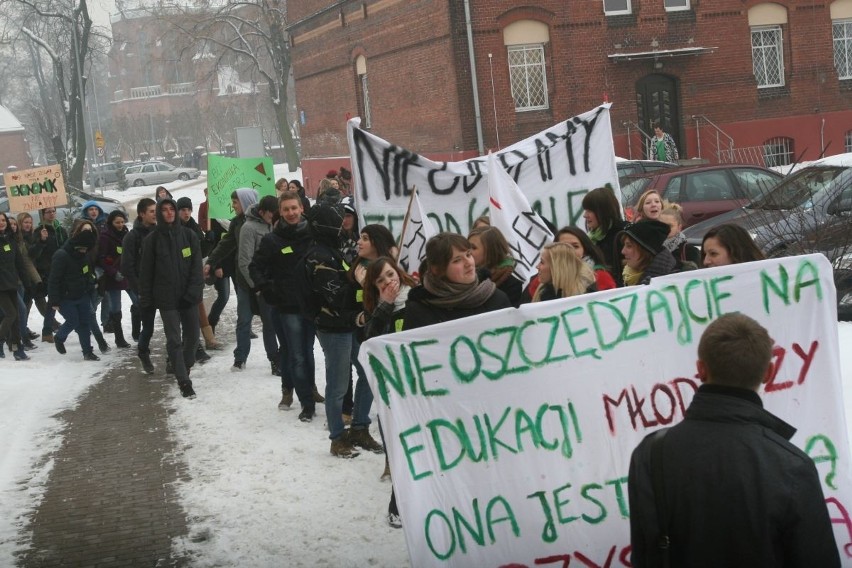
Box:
[748,166,849,210]
[619,176,652,205]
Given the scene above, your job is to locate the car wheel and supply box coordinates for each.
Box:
[133,179,145,187]
[178,173,189,181]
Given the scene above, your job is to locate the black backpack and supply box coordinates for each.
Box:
[294,243,345,320]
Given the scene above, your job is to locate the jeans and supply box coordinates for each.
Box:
[107,289,138,315]
[317,330,356,440]
[257,295,279,363]
[88,291,106,346]
[350,338,374,430]
[233,285,254,362]
[56,296,92,355]
[16,285,28,337]
[274,310,316,407]
[208,276,230,328]
[159,307,199,383]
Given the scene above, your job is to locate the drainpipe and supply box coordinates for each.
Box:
[463,0,485,156]
[820,118,826,156]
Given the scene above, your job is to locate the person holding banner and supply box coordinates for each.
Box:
[581,187,628,287]
[531,243,597,302]
[628,313,839,566]
[619,220,678,286]
[29,207,68,343]
[467,226,524,307]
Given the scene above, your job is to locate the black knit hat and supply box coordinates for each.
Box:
[70,228,97,250]
[176,196,193,210]
[620,220,670,255]
[107,209,128,226]
[307,202,344,237]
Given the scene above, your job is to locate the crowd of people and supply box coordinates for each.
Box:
[3,174,823,541]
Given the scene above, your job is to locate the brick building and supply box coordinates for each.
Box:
[288,0,852,192]
[0,105,31,173]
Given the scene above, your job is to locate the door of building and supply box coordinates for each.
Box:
[636,74,682,161]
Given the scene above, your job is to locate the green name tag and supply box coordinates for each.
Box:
[356,289,364,303]
[83,265,89,274]
[281,246,293,254]
[395,319,404,332]
[116,246,123,254]
[2,244,9,252]
[182,247,191,258]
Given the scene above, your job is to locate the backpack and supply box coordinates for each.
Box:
[294,243,345,320]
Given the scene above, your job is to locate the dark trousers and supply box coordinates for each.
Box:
[159,307,200,383]
[0,289,21,347]
[137,305,156,355]
[56,296,93,355]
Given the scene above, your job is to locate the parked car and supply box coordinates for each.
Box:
[123,161,201,187]
[87,162,123,187]
[616,159,678,180]
[619,164,784,227]
[682,153,852,320]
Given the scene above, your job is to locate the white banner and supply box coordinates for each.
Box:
[359,254,850,567]
[398,189,438,278]
[487,151,554,286]
[347,104,621,239]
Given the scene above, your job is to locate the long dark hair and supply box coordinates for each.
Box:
[554,226,608,268]
[581,186,622,233]
[363,256,417,313]
[702,224,765,264]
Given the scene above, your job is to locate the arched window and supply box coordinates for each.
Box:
[831,0,852,79]
[356,55,371,129]
[503,20,550,112]
[845,130,852,152]
[763,136,794,167]
[748,4,788,88]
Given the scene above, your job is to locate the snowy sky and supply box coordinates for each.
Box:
[0,165,850,565]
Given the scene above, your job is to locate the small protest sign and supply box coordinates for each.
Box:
[6,165,68,212]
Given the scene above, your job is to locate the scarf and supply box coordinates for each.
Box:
[663,232,686,253]
[422,271,496,309]
[587,226,607,244]
[622,265,643,286]
[487,257,516,287]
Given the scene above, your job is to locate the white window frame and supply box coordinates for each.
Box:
[833,19,852,80]
[845,130,852,153]
[603,0,632,16]
[664,0,690,12]
[508,44,549,112]
[751,25,785,88]
[359,73,372,129]
[763,137,793,167]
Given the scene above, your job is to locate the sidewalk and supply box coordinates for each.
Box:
[17,346,190,567]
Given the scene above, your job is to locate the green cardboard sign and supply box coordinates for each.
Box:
[207,155,276,219]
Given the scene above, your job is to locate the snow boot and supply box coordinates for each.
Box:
[138,352,155,374]
[201,325,222,350]
[112,314,131,348]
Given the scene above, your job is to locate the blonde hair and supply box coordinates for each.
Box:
[533,243,595,301]
[634,189,668,221]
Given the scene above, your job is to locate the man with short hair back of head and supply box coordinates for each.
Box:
[628,313,839,567]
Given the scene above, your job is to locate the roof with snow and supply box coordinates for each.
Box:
[0,105,24,133]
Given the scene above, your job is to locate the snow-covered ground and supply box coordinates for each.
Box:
[0,167,849,566]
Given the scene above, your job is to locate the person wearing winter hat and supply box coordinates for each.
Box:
[48,221,100,361]
[97,209,132,348]
[339,196,359,264]
[619,219,678,286]
[235,194,282,375]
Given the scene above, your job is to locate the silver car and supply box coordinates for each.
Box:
[123,161,200,187]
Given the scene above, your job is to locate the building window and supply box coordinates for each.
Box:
[360,73,372,129]
[664,0,690,11]
[508,44,548,112]
[763,137,793,167]
[834,19,852,79]
[845,130,852,152]
[751,26,784,87]
[604,0,631,15]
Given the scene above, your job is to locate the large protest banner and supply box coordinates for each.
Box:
[206,155,275,219]
[6,165,68,212]
[359,254,850,567]
[347,104,620,238]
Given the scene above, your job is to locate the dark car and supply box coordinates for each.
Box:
[619,164,783,227]
[682,153,852,320]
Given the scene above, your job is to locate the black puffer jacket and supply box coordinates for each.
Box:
[28,221,68,278]
[403,285,511,330]
[249,217,312,312]
[47,239,95,304]
[303,232,361,332]
[138,199,203,310]
[0,233,28,292]
[121,217,154,293]
[206,214,245,280]
[629,385,840,568]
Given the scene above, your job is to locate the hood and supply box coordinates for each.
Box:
[156,198,179,227]
[245,203,264,222]
[234,188,258,215]
[80,200,105,221]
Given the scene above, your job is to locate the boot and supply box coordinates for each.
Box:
[41,333,54,343]
[196,345,211,364]
[201,325,222,350]
[12,344,29,361]
[312,386,325,403]
[0,343,4,358]
[138,352,155,374]
[102,318,114,333]
[96,336,111,353]
[112,314,131,348]
[130,305,141,341]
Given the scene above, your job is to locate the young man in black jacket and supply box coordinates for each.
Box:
[122,198,157,373]
[138,198,203,399]
[628,313,839,567]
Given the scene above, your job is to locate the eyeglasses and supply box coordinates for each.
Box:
[43,209,56,214]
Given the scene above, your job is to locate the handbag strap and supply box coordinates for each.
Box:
[650,428,671,568]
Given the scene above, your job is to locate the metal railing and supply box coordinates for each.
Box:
[622,120,654,160]
[692,114,735,163]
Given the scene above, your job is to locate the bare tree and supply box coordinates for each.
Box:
[151,0,299,171]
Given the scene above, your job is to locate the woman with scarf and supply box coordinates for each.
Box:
[659,203,700,271]
[532,242,597,302]
[581,186,628,287]
[619,220,678,286]
[467,225,523,307]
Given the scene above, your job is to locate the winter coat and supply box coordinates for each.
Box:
[0,233,29,292]
[181,216,212,258]
[629,385,840,568]
[121,217,154,293]
[28,221,68,278]
[403,285,511,330]
[639,249,678,285]
[248,218,312,313]
[237,205,271,290]
[303,235,361,332]
[97,224,129,291]
[365,287,410,339]
[206,214,245,280]
[47,240,95,305]
[138,199,203,311]
[596,219,628,287]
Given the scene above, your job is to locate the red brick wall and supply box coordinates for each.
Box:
[291,0,852,169]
